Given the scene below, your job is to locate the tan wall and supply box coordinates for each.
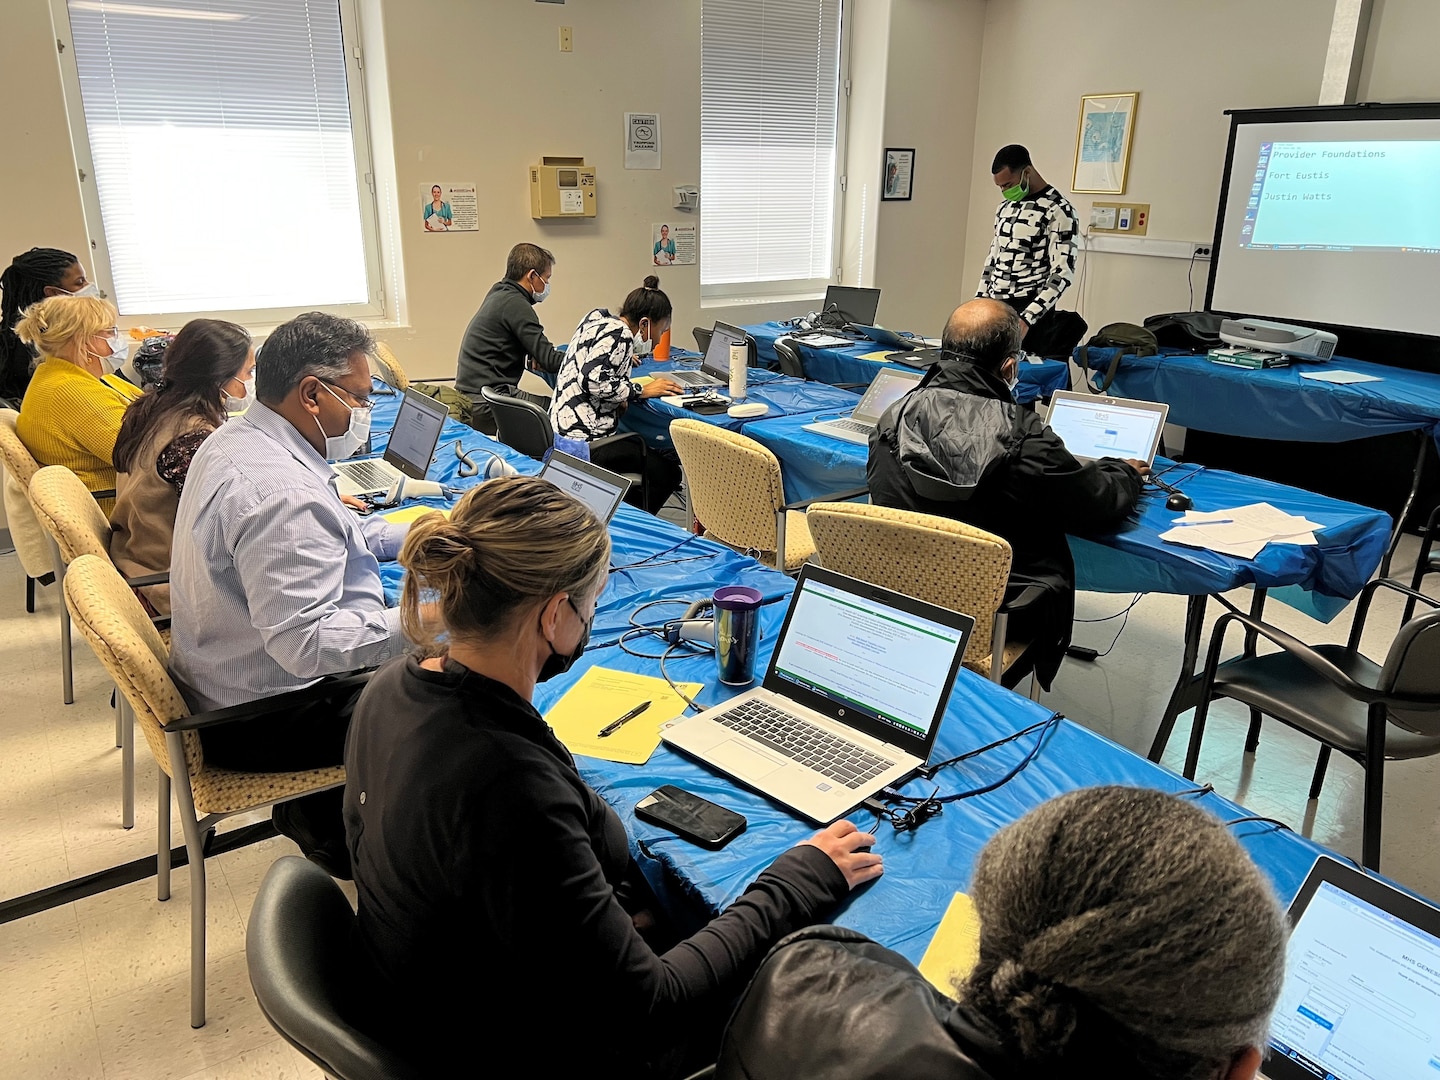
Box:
[870,0,987,335]
[0,1,92,279]
[962,0,1334,333]
[1358,0,1440,101]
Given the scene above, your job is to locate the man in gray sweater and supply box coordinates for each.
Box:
[456,243,564,434]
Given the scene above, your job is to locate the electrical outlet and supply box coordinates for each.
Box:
[1090,201,1150,235]
[559,26,573,51]
[1192,244,1213,260]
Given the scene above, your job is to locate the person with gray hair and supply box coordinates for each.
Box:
[868,298,1147,691]
[714,785,1289,1080]
[168,311,412,877]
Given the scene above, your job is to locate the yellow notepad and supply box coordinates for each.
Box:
[858,349,895,362]
[918,892,982,999]
[544,666,703,765]
[382,505,450,525]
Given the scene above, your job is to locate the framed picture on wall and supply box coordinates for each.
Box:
[882,148,915,201]
[1072,93,1138,194]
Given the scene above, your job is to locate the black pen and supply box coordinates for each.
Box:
[598,700,651,738]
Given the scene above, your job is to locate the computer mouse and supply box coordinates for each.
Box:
[1166,491,1193,512]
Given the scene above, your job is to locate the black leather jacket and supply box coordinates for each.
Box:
[716,926,1022,1080]
[867,359,1142,686]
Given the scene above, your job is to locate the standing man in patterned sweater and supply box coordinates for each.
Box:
[976,144,1081,359]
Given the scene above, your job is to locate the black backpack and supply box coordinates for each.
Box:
[1144,310,1225,351]
[1076,322,1158,393]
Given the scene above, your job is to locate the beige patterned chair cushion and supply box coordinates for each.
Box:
[669,419,815,570]
[371,342,408,390]
[0,410,42,489]
[29,465,112,563]
[62,554,344,811]
[3,469,53,579]
[805,502,1015,670]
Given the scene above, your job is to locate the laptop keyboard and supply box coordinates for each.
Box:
[667,370,712,387]
[338,460,395,489]
[824,417,869,435]
[715,699,895,789]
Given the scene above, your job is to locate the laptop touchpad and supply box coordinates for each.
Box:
[709,740,785,782]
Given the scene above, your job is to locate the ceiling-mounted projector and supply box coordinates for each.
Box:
[1219,317,1337,360]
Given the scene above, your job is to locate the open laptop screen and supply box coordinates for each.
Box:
[384,389,449,476]
[702,321,747,379]
[853,369,922,424]
[1044,390,1168,465]
[768,573,968,743]
[1265,858,1440,1080]
[538,450,631,523]
[823,285,881,326]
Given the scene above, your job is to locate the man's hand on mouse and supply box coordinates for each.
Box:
[1124,458,1152,477]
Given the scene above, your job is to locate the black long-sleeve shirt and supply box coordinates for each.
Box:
[455,279,564,399]
[344,655,848,1077]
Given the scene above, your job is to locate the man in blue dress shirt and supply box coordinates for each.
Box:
[169,312,410,873]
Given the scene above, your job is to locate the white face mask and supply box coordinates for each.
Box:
[633,322,653,358]
[316,382,372,460]
[71,282,102,299]
[1004,358,1019,395]
[223,377,255,413]
[531,274,551,304]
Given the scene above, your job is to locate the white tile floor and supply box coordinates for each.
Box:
[0,527,1437,1077]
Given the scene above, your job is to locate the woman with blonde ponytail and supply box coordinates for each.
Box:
[343,475,881,1078]
[14,293,143,505]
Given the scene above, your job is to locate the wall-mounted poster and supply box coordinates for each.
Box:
[882,148,915,201]
[421,182,479,232]
[1072,93,1138,194]
[652,222,695,265]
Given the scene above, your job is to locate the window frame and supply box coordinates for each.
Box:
[699,0,852,307]
[49,0,390,328]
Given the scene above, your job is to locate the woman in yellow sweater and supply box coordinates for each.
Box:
[14,294,143,504]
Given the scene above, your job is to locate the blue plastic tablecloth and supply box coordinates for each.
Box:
[361,384,1347,957]
[619,360,864,448]
[1076,346,1440,450]
[741,409,1389,623]
[748,321,1071,406]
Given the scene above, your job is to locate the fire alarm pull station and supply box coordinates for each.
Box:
[529,157,596,219]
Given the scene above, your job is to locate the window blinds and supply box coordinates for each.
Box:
[700,0,843,289]
[65,0,370,315]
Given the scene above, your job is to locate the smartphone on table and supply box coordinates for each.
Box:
[635,785,747,849]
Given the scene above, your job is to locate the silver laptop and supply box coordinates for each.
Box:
[1043,389,1169,465]
[662,566,974,823]
[332,387,449,497]
[803,368,923,445]
[538,450,631,523]
[851,324,919,351]
[661,321,746,387]
[1261,855,1440,1080]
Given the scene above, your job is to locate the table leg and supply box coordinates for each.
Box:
[1380,431,1428,578]
[1148,594,1208,762]
[1243,587,1267,752]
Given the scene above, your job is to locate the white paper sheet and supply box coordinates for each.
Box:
[1298,369,1383,384]
[1161,502,1322,559]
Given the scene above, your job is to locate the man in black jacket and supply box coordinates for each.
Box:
[456,242,564,434]
[867,298,1146,687]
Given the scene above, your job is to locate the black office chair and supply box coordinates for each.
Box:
[247,857,426,1080]
[1183,579,1440,870]
[1404,503,1440,622]
[693,326,713,355]
[772,337,806,379]
[479,386,649,509]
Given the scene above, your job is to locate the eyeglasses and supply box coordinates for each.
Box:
[320,379,374,410]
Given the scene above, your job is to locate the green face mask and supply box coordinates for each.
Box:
[1001,170,1029,202]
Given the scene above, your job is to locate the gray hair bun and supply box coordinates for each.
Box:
[992,958,1077,1058]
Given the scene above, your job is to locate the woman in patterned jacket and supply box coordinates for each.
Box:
[550,275,683,513]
